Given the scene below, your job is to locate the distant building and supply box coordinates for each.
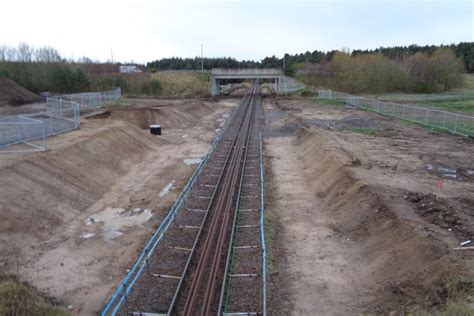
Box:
[119,65,142,73]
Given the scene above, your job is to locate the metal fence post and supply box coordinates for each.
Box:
[454,115,458,133]
[443,111,447,129]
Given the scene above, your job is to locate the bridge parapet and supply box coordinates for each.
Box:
[211,68,282,77]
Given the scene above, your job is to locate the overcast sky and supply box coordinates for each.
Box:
[2,0,472,63]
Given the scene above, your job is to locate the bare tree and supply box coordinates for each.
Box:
[0,45,7,61]
[77,56,93,64]
[35,46,62,63]
[5,46,17,61]
[0,45,17,61]
[17,42,34,62]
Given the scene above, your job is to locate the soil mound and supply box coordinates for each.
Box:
[292,127,464,312]
[0,122,164,241]
[89,101,219,130]
[0,76,42,106]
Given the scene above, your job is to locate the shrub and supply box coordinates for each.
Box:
[300,48,465,94]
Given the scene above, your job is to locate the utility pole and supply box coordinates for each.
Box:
[110,47,114,64]
[283,48,286,70]
[201,44,204,73]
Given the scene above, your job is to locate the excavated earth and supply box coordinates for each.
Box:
[0,98,237,314]
[264,97,474,315]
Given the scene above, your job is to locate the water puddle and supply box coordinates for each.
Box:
[217,112,231,127]
[80,232,95,239]
[83,207,153,241]
[103,230,123,241]
[159,180,176,198]
[183,153,205,165]
[183,158,202,165]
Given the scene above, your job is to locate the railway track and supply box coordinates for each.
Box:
[105,83,265,315]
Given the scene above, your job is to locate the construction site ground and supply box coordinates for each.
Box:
[0,96,473,315]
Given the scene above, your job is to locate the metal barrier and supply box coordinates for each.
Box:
[0,88,121,152]
[317,89,351,99]
[0,99,79,151]
[59,87,121,108]
[318,90,474,137]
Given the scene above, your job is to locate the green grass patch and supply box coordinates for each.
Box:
[313,98,346,106]
[0,277,69,315]
[417,99,474,114]
[415,277,474,316]
[344,127,377,135]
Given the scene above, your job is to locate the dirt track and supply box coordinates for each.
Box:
[265,98,474,314]
[0,98,237,314]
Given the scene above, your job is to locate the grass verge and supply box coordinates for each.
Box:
[0,277,68,315]
[415,277,474,316]
[313,98,346,107]
[344,127,377,135]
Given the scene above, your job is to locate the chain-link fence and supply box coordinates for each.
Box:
[0,99,79,152]
[58,87,121,108]
[318,89,474,137]
[317,89,351,99]
[1,88,121,152]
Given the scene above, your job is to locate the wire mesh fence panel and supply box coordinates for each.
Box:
[0,116,47,151]
[0,88,117,152]
[319,90,474,137]
[60,87,121,108]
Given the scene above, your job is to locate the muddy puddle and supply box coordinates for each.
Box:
[82,207,153,241]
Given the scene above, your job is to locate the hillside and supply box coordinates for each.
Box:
[0,76,42,106]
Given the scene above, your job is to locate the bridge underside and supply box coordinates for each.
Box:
[211,75,280,96]
[210,68,305,96]
[211,68,283,96]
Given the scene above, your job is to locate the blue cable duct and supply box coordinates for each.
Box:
[259,130,267,316]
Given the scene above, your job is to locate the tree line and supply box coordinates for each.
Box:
[0,42,471,95]
[147,57,260,71]
[147,42,473,74]
[300,48,466,93]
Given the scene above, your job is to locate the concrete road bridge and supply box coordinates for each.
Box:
[211,68,305,96]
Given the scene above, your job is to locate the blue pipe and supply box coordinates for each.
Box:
[259,130,267,316]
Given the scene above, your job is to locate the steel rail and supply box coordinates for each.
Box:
[202,86,258,314]
[217,87,258,315]
[182,84,258,315]
[166,89,255,315]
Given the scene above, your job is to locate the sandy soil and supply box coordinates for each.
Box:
[266,136,371,315]
[265,97,474,315]
[0,98,237,314]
